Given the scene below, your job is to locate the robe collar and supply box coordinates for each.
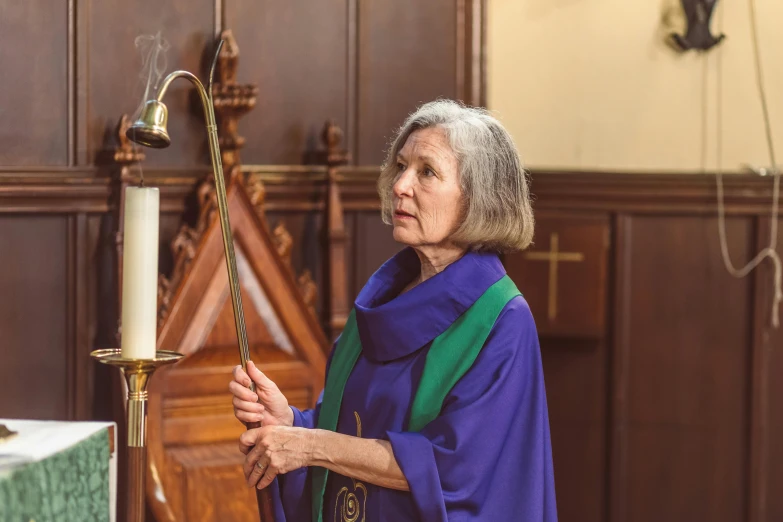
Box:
[353,247,507,363]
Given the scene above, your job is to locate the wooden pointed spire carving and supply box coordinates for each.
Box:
[116,172,329,522]
[146,177,329,522]
[212,29,258,174]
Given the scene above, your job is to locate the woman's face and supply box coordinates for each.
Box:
[391,127,463,251]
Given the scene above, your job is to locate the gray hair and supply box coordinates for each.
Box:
[378,99,534,253]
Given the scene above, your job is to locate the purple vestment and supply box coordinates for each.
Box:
[274,248,557,521]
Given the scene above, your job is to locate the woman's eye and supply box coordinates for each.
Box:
[396,162,406,172]
[423,168,435,177]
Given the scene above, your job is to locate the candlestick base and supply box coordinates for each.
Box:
[90,348,184,522]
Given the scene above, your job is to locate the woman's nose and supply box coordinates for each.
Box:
[393,168,414,197]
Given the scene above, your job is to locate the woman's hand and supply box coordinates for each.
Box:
[240,426,314,489]
[229,361,294,427]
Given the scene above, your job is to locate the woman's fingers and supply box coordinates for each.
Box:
[233,407,264,424]
[244,446,277,490]
[238,437,255,456]
[247,361,277,391]
[244,442,269,484]
[239,428,262,456]
[246,456,269,486]
[232,394,264,413]
[229,375,264,424]
[229,380,259,403]
[257,467,278,490]
[240,428,272,476]
[239,426,288,489]
[232,365,252,388]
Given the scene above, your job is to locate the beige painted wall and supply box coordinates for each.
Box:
[487,0,783,172]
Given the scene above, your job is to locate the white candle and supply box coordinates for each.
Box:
[121,186,160,359]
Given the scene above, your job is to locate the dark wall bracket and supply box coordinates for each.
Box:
[669,0,726,51]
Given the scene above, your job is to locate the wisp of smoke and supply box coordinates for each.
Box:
[130,32,170,184]
[132,31,171,120]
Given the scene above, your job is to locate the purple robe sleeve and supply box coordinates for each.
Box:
[386,297,558,522]
[291,404,319,429]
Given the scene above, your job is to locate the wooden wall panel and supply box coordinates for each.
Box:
[764,288,783,522]
[88,0,214,167]
[751,218,783,522]
[616,215,752,522]
[86,212,117,421]
[226,0,349,165]
[0,1,68,166]
[505,214,609,337]
[541,338,608,522]
[350,212,401,301]
[0,217,68,419]
[91,208,119,348]
[67,213,91,420]
[356,0,459,164]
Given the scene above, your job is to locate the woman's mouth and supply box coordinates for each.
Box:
[394,209,415,220]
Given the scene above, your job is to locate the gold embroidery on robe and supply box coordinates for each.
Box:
[334,411,368,522]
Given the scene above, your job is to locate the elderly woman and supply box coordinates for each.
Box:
[230,100,557,522]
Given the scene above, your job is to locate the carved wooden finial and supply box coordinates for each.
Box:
[114,114,145,165]
[319,119,351,340]
[191,176,216,236]
[217,30,240,85]
[321,120,350,168]
[212,31,259,171]
[297,270,318,318]
[157,274,172,327]
[247,174,267,226]
[273,221,293,269]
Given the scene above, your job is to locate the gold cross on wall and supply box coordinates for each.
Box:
[523,233,585,322]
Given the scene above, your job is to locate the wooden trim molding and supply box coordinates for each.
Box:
[748,217,773,522]
[529,171,783,214]
[67,0,76,165]
[455,0,466,103]
[71,0,91,166]
[242,164,381,211]
[213,0,224,38]
[0,170,110,213]
[66,212,91,419]
[609,213,632,522]
[243,169,783,214]
[346,0,359,163]
[2,168,780,215]
[455,0,486,107]
[0,167,206,213]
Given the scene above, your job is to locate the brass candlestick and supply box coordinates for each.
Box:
[124,39,276,522]
[90,348,184,522]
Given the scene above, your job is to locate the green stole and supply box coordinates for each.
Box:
[311,275,520,522]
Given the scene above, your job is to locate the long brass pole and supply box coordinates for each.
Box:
[154,54,250,368]
[153,42,275,522]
